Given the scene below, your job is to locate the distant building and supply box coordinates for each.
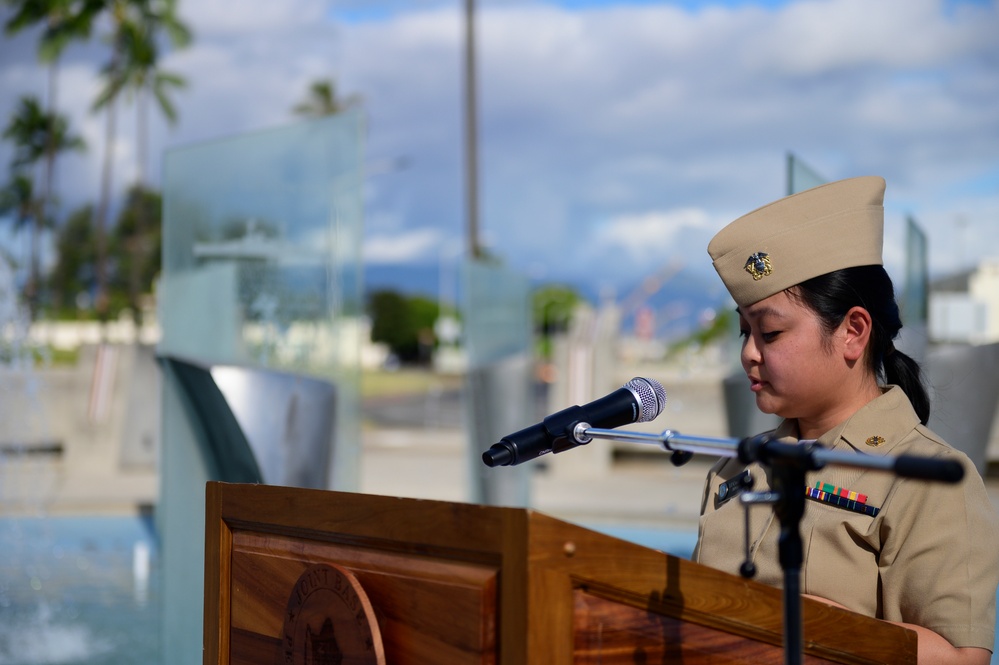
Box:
[971,260,999,342]
[929,259,999,344]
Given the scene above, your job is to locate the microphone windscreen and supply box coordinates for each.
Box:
[627,377,667,422]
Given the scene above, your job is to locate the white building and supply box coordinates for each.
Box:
[929,259,999,345]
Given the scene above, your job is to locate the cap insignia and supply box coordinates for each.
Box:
[865,435,886,448]
[744,252,772,281]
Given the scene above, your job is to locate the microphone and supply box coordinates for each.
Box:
[482,377,667,467]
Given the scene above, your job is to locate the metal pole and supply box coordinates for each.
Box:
[464,0,481,259]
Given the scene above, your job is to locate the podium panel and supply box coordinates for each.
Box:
[228,531,498,663]
[572,591,845,664]
[205,482,916,665]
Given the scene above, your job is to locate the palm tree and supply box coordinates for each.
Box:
[45,201,96,315]
[0,173,43,314]
[110,184,161,317]
[292,78,362,118]
[2,95,84,316]
[3,96,51,168]
[3,96,85,170]
[101,0,190,185]
[90,0,190,321]
[4,0,102,278]
[0,173,40,240]
[4,0,102,61]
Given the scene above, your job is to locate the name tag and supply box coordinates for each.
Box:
[716,470,753,505]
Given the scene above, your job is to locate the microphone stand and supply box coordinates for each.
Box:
[571,424,964,665]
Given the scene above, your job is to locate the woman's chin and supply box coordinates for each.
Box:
[753,396,780,416]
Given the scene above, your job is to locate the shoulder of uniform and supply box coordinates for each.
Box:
[911,423,962,454]
[902,424,982,478]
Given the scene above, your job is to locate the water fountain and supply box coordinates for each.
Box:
[0,255,160,665]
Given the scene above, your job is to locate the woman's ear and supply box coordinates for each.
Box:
[841,306,873,362]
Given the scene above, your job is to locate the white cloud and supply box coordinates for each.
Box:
[181,0,330,37]
[592,208,711,262]
[364,227,446,263]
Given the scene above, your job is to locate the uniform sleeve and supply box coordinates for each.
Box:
[877,449,999,650]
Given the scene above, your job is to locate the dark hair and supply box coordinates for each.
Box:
[789,265,930,424]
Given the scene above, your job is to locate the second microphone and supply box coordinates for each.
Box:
[481,376,668,467]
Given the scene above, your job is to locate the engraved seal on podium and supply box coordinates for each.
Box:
[278,562,385,665]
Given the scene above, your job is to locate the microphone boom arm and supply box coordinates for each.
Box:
[578,426,965,483]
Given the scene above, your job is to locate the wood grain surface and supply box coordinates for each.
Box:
[204,482,917,665]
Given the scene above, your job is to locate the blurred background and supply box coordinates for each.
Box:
[1,0,998,663]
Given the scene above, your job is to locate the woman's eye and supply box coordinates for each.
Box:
[739,329,779,341]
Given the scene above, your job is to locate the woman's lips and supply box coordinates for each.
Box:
[748,376,765,392]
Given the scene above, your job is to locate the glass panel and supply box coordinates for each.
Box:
[903,216,929,325]
[462,260,531,367]
[786,152,827,195]
[160,111,364,471]
[461,259,533,506]
[158,111,364,665]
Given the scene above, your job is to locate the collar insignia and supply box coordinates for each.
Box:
[744,252,772,280]
[865,435,886,447]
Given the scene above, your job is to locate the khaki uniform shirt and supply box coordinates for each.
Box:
[693,386,999,650]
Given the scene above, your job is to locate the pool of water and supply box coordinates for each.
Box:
[0,516,160,665]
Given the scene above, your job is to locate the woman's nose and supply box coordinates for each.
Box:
[741,334,761,366]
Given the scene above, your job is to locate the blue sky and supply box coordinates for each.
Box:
[2,0,998,310]
[329,0,779,22]
[330,0,992,22]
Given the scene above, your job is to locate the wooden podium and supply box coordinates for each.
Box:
[204,482,916,664]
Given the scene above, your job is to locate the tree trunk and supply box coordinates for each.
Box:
[29,60,61,321]
[129,86,149,326]
[94,96,117,325]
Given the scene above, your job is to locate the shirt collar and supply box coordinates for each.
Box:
[772,385,918,456]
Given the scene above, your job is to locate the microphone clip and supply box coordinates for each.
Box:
[544,405,592,454]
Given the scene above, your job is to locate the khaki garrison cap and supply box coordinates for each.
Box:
[707,176,886,308]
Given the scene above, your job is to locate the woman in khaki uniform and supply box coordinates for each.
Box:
[693,176,999,665]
